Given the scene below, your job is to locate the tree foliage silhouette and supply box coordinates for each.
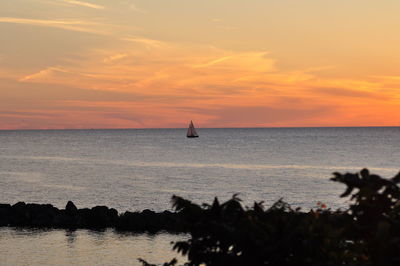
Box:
[141,169,400,266]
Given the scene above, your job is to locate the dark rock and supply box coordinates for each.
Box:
[26,204,59,227]
[91,206,115,227]
[65,201,78,215]
[77,208,92,226]
[0,204,12,226]
[53,210,76,228]
[11,202,29,225]
[32,212,54,227]
[142,209,155,215]
[117,211,140,230]
[12,202,26,208]
[115,209,185,233]
[1,201,185,233]
[109,208,119,224]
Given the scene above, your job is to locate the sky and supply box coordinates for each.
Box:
[1,0,400,129]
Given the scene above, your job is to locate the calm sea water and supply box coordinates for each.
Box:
[0,228,187,265]
[1,127,399,265]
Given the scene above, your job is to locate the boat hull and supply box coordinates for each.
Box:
[187,135,199,138]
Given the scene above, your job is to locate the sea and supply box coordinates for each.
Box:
[0,127,399,265]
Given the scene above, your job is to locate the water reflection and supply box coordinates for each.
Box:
[65,229,77,246]
[0,228,188,265]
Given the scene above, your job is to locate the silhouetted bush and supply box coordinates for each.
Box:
[141,169,400,266]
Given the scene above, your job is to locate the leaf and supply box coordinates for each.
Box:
[171,195,194,211]
[340,186,354,198]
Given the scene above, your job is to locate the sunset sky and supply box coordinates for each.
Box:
[1,0,400,129]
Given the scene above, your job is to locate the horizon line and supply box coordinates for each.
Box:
[1,125,399,131]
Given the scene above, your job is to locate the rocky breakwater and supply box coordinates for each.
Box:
[0,201,186,233]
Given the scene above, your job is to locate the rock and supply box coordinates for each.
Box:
[142,209,155,215]
[91,206,116,227]
[0,204,11,226]
[77,208,92,227]
[53,210,76,228]
[108,208,118,224]
[27,204,58,227]
[11,202,29,225]
[0,201,185,233]
[65,201,78,215]
[116,211,139,230]
[32,212,54,227]
[116,209,184,232]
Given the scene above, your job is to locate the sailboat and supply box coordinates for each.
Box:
[187,121,199,138]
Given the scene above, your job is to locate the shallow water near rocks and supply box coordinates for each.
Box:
[0,228,187,265]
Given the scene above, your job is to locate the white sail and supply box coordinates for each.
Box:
[187,121,199,138]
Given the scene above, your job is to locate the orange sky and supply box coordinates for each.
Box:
[1,0,400,129]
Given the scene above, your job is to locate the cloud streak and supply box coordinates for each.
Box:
[19,66,71,82]
[60,0,105,9]
[0,17,107,35]
[193,56,233,68]
[122,37,168,48]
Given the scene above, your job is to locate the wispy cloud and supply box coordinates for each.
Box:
[60,0,105,9]
[193,56,233,68]
[122,37,168,48]
[0,17,107,35]
[19,66,71,82]
[103,53,128,63]
[309,87,387,99]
